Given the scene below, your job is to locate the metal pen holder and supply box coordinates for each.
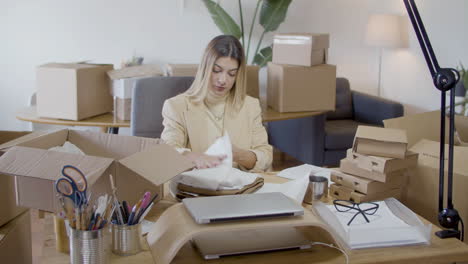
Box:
[70,228,109,264]
[111,223,142,256]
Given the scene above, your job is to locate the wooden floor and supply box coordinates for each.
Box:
[30,148,303,264]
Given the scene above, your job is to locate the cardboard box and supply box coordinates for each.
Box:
[272,33,329,66]
[0,129,193,213]
[37,63,114,121]
[340,158,407,183]
[404,139,468,240]
[267,63,336,112]
[0,210,31,264]
[330,167,406,194]
[330,184,401,203]
[345,149,418,174]
[107,64,163,80]
[165,64,198,77]
[246,65,259,98]
[353,126,407,159]
[0,131,29,227]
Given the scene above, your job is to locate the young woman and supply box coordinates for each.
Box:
[161,35,272,172]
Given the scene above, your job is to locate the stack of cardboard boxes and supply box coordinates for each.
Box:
[330,126,418,203]
[267,33,336,112]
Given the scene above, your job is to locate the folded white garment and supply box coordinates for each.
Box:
[175,133,258,191]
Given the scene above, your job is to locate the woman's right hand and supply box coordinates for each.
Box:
[183,152,227,169]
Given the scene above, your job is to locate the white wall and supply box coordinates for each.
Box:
[1,0,467,131]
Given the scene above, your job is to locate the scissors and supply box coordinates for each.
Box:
[55,165,88,206]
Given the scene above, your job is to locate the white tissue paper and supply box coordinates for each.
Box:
[49,141,85,155]
[170,133,259,195]
[277,164,332,187]
[256,176,309,204]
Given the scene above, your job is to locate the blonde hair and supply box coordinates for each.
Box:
[184,35,246,112]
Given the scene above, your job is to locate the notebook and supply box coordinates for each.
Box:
[192,227,311,259]
[182,192,304,224]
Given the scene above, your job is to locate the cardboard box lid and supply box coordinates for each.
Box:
[119,143,193,186]
[0,130,61,151]
[0,146,114,184]
[0,131,31,145]
[355,126,407,144]
[107,64,163,80]
[273,33,329,49]
[410,139,468,175]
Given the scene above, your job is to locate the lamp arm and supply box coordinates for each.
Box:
[403,0,462,240]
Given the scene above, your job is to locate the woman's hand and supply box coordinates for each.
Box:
[232,144,257,170]
[183,152,227,169]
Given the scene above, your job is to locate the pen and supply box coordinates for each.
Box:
[138,202,154,224]
[135,193,159,223]
[122,201,129,222]
[127,204,137,225]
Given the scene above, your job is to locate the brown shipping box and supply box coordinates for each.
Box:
[330,168,406,194]
[0,129,193,213]
[116,97,132,121]
[404,139,468,241]
[340,158,407,183]
[272,33,329,66]
[0,211,32,264]
[165,64,199,77]
[0,131,29,227]
[37,63,114,121]
[330,184,402,203]
[353,126,407,159]
[267,63,336,112]
[345,149,418,174]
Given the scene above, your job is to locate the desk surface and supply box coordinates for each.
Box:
[40,174,468,264]
[16,106,323,129]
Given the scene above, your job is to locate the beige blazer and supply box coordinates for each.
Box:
[161,94,273,172]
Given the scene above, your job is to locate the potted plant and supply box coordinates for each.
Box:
[202,0,292,68]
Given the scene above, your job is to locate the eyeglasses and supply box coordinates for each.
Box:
[333,200,379,226]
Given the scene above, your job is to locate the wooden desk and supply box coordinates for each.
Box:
[16,106,322,134]
[41,174,468,264]
[16,106,130,133]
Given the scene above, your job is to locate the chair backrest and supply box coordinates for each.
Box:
[131,76,194,138]
[326,77,353,120]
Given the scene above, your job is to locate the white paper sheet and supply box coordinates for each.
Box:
[277,164,331,187]
[256,176,309,204]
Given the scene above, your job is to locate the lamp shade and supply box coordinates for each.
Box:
[365,14,404,48]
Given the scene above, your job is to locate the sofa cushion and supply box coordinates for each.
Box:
[327,78,353,120]
[325,119,368,150]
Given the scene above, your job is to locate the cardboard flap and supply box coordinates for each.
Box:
[355,126,407,144]
[0,131,31,145]
[0,129,67,151]
[0,146,114,182]
[410,139,468,175]
[119,144,193,186]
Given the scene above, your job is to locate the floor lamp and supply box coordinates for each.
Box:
[365,14,404,96]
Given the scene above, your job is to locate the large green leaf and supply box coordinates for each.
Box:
[259,0,292,32]
[202,0,242,39]
[253,46,272,68]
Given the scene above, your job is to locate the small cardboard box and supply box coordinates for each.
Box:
[0,129,193,213]
[0,131,29,227]
[111,77,139,121]
[0,210,31,264]
[246,65,260,98]
[272,33,329,66]
[37,63,114,121]
[353,126,407,159]
[330,167,406,194]
[165,64,198,77]
[345,149,418,174]
[267,63,336,112]
[340,158,407,183]
[330,184,401,203]
[404,139,468,241]
[115,97,132,121]
[107,65,163,80]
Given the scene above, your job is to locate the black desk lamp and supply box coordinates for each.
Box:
[403,0,464,240]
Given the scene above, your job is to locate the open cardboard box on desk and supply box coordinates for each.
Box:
[0,131,30,227]
[384,111,468,242]
[0,129,193,213]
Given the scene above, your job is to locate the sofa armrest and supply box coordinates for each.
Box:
[267,114,327,166]
[352,91,404,126]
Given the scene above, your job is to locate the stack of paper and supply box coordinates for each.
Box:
[314,198,431,249]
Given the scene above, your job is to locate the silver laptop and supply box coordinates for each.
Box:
[182,192,304,224]
[192,227,311,259]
